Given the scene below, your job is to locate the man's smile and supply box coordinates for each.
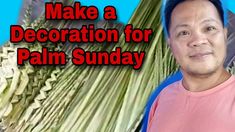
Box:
[189,51,213,60]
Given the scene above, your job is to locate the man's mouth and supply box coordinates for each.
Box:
[189,52,213,59]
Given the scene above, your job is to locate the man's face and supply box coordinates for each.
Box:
[168,0,227,76]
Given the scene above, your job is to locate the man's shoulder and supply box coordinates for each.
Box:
[149,80,181,114]
[159,80,181,97]
[227,75,235,87]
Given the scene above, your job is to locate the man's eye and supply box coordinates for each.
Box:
[178,31,190,36]
[206,26,216,32]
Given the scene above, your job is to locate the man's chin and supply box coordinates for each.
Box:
[183,66,218,77]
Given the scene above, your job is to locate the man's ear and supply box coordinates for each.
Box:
[167,38,171,47]
[224,28,228,37]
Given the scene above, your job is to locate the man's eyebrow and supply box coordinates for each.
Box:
[201,18,220,24]
[173,24,189,31]
[172,19,220,31]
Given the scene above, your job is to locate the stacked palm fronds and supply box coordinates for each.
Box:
[1,0,234,132]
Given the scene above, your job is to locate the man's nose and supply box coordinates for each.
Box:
[188,31,207,47]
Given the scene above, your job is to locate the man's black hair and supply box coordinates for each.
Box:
[164,0,226,36]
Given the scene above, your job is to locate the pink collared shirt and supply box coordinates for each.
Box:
[148,76,235,132]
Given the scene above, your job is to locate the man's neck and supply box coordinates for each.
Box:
[182,68,231,92]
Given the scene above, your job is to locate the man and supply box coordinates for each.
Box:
[147,0,235,132]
